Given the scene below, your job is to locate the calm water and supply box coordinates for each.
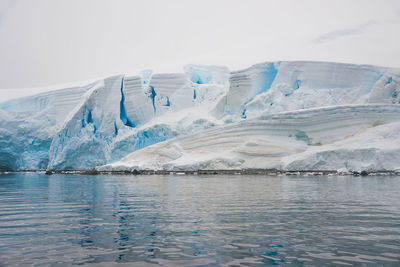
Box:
[0,174,400,266]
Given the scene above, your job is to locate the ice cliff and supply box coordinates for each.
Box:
[1,61,399,172]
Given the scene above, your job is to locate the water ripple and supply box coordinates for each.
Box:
[0,173,399,266]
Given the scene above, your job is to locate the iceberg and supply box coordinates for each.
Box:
[0,61,399,172]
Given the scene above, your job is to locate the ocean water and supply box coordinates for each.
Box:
[0,173,399,266]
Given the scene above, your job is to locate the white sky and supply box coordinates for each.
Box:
[0,0,400,101]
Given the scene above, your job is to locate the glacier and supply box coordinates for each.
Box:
[0,61,400,172]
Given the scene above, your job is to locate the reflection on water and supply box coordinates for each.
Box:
[0,173,399,266]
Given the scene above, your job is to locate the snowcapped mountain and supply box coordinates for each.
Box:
[1,61,399,172]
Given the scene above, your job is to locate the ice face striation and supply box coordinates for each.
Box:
[1,61,400,171]
[99,105,400,172]
[0,82,96,171]
[213,61,398,119]
[47,76,123,170]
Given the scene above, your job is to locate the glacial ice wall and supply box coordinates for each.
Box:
[0,82,97,170]
[0,61,399,171]
[99,105,400,171]
[213,61,399,119]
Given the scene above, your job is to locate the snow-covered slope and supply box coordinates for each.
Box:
[1,61,399,172]
[99,105,400,172]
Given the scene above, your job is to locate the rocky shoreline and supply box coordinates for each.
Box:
[1,169,399,176]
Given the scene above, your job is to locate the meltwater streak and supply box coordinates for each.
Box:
[0,174,400,266]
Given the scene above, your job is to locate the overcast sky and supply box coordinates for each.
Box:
[0,0,400,100]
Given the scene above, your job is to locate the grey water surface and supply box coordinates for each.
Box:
[0,173,399,266]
